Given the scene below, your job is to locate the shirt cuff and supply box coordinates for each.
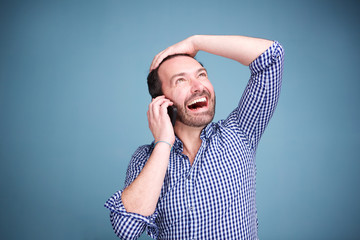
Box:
[104,190,158,227]
[249,41,284,75]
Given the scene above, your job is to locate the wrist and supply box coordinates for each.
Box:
[154,137,175,146]
[189,35,201,54]
[154,140,173,150]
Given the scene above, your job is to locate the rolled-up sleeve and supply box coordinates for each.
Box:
[104,146,159,240]
[225,41,284,150]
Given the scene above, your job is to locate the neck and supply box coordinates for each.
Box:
[174,121,204,165]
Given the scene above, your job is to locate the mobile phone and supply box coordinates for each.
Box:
[167,106,177,127]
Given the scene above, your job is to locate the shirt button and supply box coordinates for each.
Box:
[187,175,191,180]
[189,206,194,211]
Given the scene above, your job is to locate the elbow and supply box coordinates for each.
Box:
[123,200,156,217]
[275,41,285,63]
[121,190,156,217]
[110,212,145,240]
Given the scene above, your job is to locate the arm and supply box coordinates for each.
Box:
[121,96,175,216]
[150,35,274,70]
[150,35,284,149]
[225,41,284,149]
[105,96,175,239]
[105,147,161,239]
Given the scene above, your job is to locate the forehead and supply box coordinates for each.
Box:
[158,56,203,82]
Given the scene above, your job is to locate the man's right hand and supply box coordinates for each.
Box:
[147,96,175,145]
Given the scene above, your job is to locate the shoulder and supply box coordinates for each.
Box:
[129,144,154,168]
[123,143,154,187]
[209,118,252,150]
[206,119,244,140]
[132,144,153,159]
[249,41,285,75]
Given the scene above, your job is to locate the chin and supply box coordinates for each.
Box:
[175,96,216,128]
[178,110,215,128]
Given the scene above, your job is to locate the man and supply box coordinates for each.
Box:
[105,35,284,239]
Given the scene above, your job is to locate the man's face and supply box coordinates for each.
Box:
[158,56,216,128]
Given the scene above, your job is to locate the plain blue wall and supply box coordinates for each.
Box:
[1,0,359,239]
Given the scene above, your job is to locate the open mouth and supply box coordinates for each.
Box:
[187,97,208,111]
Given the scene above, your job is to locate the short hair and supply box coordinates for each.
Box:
[147,54,203,98]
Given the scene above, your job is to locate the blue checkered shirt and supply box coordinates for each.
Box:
[105,41,284,240]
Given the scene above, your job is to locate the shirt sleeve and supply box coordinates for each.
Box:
[104,146,159,240]
[223,41,284,150]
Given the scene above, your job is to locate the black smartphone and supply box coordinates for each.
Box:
[167,106,177,127]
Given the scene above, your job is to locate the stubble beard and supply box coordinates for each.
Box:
[175,93,216,128]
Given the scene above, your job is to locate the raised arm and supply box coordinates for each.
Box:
[226,40,284,149]
[150,35,274,70]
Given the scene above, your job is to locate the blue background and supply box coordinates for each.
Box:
[1,0,359,239]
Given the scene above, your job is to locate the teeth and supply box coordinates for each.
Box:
[188,97,206,106]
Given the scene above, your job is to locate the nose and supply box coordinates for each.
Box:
[190,78,204,93]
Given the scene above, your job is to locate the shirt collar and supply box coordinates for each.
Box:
[173,122,216,152]
[201,122,216,140]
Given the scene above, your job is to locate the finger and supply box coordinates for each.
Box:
[149,96,171,118]
[149,96,164,118]
[150,56,163,71]
[150,50,166,71]
[159,99,173,115]
[157,98,173,112]
[150,95,166,106]
[150,47,176,71]
[153,99,173,117]
[147,110,151,126]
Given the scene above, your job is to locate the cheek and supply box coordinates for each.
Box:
[209,85,215,93]
[173,94,186,107]
[205,83,215,95]
[164,89,183,107]
[172,87,189,101]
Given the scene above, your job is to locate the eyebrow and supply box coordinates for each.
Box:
[170,67,207,83]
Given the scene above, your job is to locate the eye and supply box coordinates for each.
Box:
[175,78,185,84]
[198,72,207,78]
